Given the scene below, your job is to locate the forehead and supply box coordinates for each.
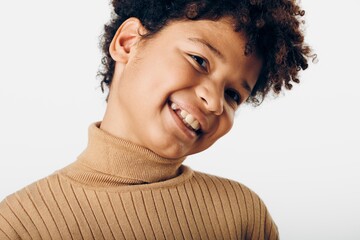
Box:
[164,18,246,49]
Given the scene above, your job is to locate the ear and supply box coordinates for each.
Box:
[109,17,145,63]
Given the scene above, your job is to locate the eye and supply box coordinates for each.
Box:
[225,89,241,106]
[190,55,208,71]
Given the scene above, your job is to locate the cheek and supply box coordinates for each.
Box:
[219,110,235,136]
[158,58,198,91]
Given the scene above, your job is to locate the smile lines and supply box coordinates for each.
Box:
[170,102,201,132]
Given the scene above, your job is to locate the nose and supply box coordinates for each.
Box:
[195,82,224,115]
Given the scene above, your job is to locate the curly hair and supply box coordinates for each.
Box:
[98,0,314,105]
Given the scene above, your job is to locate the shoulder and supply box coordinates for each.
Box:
[0,174,64,240]
[190,170,264,205]
[188,170,279,239]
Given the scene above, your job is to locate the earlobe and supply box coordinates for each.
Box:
[109,17,145,63]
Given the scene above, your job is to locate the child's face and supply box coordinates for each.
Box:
[106,18,262,158]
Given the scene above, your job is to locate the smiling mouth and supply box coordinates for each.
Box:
[169,101,202,135]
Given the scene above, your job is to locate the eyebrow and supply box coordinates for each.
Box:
[187,37,225,62]
[238,79,251,94]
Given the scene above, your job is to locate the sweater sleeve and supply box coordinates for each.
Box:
[225,179,279,240]
[0,177,66,240]
[0,196,23,240]
[0,178,58,240]
[262,202,279,240]
[244,186,279,240]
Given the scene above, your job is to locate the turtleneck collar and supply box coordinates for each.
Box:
[61,122,187,186]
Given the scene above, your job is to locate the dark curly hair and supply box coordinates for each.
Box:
[98,0,315,105]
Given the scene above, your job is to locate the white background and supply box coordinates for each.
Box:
[0,1,359,239]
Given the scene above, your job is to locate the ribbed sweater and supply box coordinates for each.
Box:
[0,122,278,240]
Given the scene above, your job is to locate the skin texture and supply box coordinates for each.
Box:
[100,18,262,159]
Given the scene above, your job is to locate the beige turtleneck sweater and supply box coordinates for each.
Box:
[0,122,278,240]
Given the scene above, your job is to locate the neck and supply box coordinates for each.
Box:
[61,122,186,186]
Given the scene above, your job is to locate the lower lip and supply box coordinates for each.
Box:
[168,102,197,140]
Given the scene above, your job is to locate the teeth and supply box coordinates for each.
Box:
[170,101,201,131]
[190,120,200,130]
[185,114,195,124]
[171,103,178,110]
[183,113,200,131]
[180,109,188,118]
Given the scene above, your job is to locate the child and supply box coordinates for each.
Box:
[0,0,312,239]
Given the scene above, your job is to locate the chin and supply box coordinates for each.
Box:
[146,140,187,159]
[157,144,208,159]
[154,145,188,159]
